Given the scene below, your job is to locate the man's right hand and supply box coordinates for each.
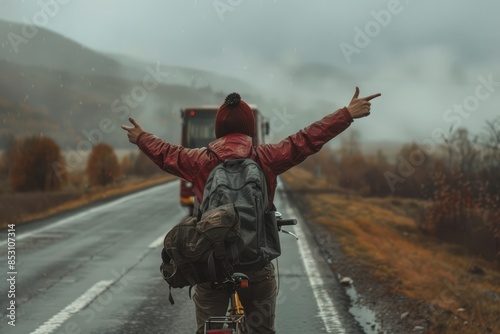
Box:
[347,87,381,119]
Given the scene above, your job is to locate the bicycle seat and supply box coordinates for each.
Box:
[231,273,249,281]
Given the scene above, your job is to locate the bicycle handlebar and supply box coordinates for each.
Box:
[277,218,297,227]
[274,211,299,239]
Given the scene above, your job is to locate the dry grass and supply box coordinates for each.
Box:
[0,174,175,228]
[282,168,500,334]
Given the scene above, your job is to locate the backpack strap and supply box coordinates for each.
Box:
[168,286,175,305]
[207,251,234,283]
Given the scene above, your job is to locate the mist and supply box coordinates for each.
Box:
[0,0,499,147]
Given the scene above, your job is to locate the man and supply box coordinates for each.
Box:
[122,87,380,333]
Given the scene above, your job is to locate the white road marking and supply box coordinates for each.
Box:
[0,182,176,246]
[292,218,345,333]
[29,280,114,334]
[277,182,345,333]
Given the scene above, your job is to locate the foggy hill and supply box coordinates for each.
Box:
[107,53,257,94]
[0,19,259,150]
[0,19,257,93]
[0,19,127,80]
[0,58,239,149]
[0,19,405,155]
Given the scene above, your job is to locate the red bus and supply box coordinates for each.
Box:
[179,105,268,210]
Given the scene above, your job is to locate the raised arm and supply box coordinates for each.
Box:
[258,87,381,175]
[121,117,204,181]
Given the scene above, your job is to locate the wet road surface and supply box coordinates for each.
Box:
[0,181,364,333]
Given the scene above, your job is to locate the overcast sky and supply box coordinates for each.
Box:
[1,0,499,144]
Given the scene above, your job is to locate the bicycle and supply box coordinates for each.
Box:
[204,212,297,334]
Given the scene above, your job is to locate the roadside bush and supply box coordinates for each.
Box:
[68,171,85,189]
[120,153,134,176]
[9,136,67,192]
[422,125,500,260]
[424,170,475,234]
[362,164,392,197]
[0,133,16,175]
[390,142,436,199]
[86,143,120,187]
[299,147,338,184]
[0,159,6,176]
[118,151,161,177]
[338,153,368,191]
[424,171,499,260]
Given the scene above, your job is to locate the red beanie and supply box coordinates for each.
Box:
[215,93,255,139]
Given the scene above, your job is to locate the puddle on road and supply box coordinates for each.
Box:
[344,284,386,334]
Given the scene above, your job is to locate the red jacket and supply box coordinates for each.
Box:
[137,107,353,205]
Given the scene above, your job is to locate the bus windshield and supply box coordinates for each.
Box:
[185,112,216,148]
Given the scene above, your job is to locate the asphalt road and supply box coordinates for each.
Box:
[0,180,364,334]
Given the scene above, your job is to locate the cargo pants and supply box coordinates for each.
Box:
[193,262,277,334]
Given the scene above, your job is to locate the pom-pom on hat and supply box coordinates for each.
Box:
[215,93,255,139]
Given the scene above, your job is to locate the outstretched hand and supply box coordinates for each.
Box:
[121,117,145,144]
[347,87,381,119]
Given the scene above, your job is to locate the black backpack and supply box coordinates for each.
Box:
[200,158,281,271]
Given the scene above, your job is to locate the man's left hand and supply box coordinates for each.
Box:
[121,117,145,144]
